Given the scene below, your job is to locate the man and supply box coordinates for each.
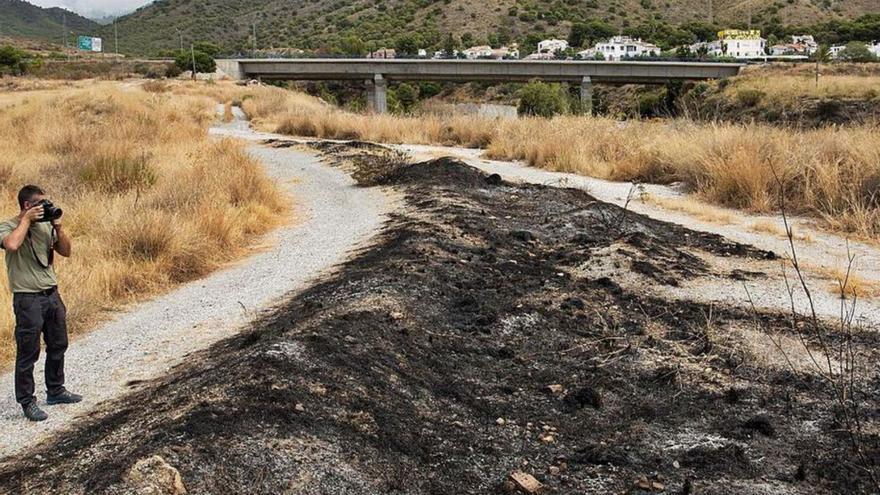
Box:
[0,185,80,421]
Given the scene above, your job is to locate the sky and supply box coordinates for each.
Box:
[29,0,152,18]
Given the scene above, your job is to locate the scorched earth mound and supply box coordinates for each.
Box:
[1,150,878,495]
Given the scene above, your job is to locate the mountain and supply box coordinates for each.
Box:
[104,0,880,56]
[0,0,101,44]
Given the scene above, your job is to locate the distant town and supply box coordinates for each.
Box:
[358,31,879,62]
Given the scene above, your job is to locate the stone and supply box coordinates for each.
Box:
[125,455,187,495]
[509,471,543,494]
[545,384,564,394]
[496,417,506,426]
[295,403,305,412]
[548,466,561,476]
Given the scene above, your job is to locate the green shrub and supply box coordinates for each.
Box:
[736,89,765,107]
[174,50,216,74]
[517,81,570,117]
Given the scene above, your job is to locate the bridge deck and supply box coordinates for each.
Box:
[220,59,742,84]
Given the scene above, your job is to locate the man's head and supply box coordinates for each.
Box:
[18,185,45,211]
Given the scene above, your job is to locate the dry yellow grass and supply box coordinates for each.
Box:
[316,113,879,240]
[170,80,880,241]
[728,63,880,104]
[749,220,814,243]
[641,194,736,224]
[0,85,287,363]
[801,263,880,300]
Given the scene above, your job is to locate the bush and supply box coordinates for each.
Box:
[517,81,570,117]
[174,50,216,74]
[838,42,878,63]
[736,89,765,107]
[0,45,27,75]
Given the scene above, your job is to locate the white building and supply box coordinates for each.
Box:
[537,39,569,54]
[461,45,493,59]
[492,44,519,59]
[769,35,817,57]
[717,30,766,58]
[367,48,396,59]
[830,44,846,58]
[689,30,766,59]
[791,35,819,55]
[869,41,880,58]
[594,36,660,61]
[576,48,599,59]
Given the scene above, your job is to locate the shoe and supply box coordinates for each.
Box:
[23,402,48,422]
[46,390,82,405]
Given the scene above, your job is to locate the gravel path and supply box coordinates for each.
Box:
[0,109,391,460]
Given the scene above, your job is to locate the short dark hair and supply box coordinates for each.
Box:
[18,185,44,209]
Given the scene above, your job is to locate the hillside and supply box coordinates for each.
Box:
[0,0,99,44]
[103,0,880,56]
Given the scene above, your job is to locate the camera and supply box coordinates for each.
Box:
[36,199,63,223]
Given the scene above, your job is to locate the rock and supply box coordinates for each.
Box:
[545,384,564,394]
[634,475,666,492]
[636,476,653,490]
[672,460,680,469]
[125,455,187,495]
[564,386,603,410]
[496,417,507,426]
[509,471,543,494]
[390,311,404,320]
[742,414,775,437]
[539,433,555,443]
[510,230,536,242]
[295,403,305,412]
[548,466,561,476]
[485,173,503,186]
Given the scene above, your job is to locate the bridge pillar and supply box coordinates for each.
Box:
[580,76,594,115]
[366,74,388,114]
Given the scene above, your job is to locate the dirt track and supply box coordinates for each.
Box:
[0,146,878,494]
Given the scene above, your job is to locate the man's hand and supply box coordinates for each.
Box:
[19,205,43,225]
[4,206,42,252]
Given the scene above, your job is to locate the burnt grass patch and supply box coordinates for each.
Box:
[1,151,879,494]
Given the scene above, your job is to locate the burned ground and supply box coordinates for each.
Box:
[1,152,879,494]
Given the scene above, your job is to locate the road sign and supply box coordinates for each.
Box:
[77,36,103,52]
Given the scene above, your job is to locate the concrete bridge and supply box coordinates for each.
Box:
[217,58,742,113]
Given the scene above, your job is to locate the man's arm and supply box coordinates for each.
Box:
[52,220,71,257]
[2,206,43,252]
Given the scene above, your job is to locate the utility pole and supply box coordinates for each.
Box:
[63,13,69,60]
[252,22,257,54]
[175,27,183,52]
[191,43,197,80]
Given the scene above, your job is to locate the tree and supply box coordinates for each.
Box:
[569,21,615,48]
[395,34,423,57]
[517,81,569,117]
[838,41,877,62]
[812,44,832,88]
[395,83,419,113]
[193,42,222,57]
[0,45,26,75]
[443,33,458,58]
[338,35,366,56]
[174,49,216,74]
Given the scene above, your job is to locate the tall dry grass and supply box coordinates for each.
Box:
[0,86,287,363]
[219,82,879,240]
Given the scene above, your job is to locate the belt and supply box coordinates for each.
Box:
[18,287,57,296]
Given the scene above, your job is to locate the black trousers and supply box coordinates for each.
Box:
[13,289,68,406]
